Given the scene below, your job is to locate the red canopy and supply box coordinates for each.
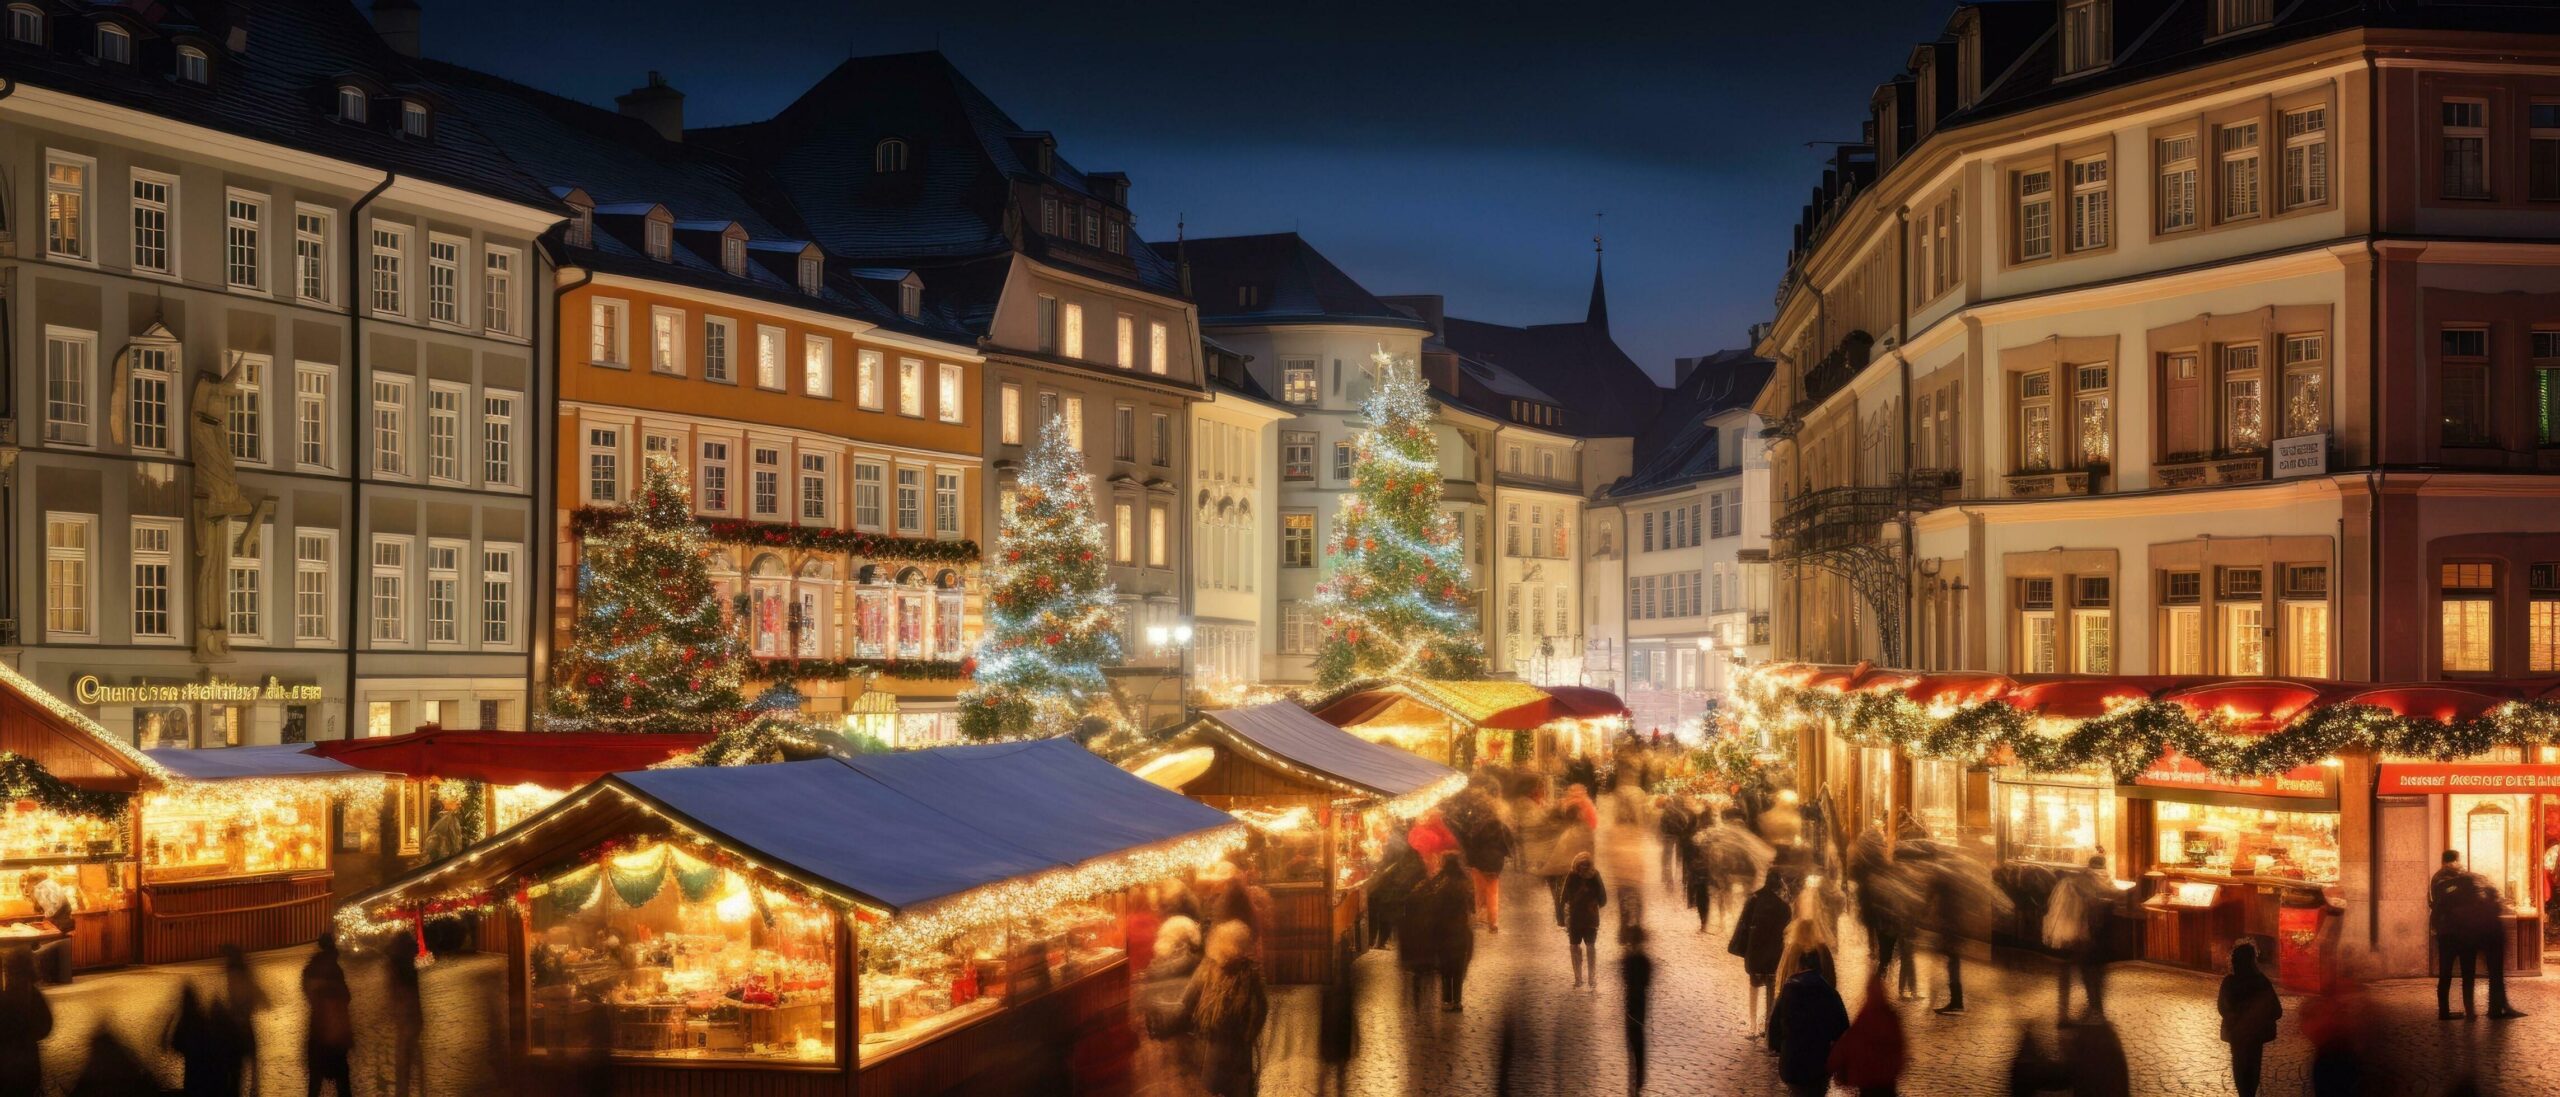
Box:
[2160,681,2334,733]
[308,729,713,789]
[1899,673,2015,707]
[2006,677,2163,719]
[1538,686,1631,722]
[2335,684,2522,723]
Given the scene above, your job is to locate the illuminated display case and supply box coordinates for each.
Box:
[2150,801,2340,885]
[1996,774,2117,867]
[140,789,329,883]
[0,802,127,864]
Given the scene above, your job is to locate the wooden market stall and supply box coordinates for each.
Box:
[136,745,381,963]
[1151,702,1463,983]
[1311,679,1554,769]
[0,664,151,971]
[341,739,1242,1097]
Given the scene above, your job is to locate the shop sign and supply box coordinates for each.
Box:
[2377,763,2560,795]
[2133,750,2335,799]
[72,675,324,706]
[2272,433,2327,479]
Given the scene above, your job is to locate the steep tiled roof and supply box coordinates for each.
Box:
[1,0,555,211]
[1609,349,1774,499]
[1156,233,1431,331]
[1436,313,1662,439]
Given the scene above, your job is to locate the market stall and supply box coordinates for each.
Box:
[0,663,153,971]
[340,739,1243,1097]
[1310,678,1554,770]
[137,745,381,964]
[1150,702,1463,983]
[2366,683,2555,977]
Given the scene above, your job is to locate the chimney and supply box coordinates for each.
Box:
[1675,356,1701,387]
[369,0,420,58]
[1378,294,1445,339]
[1420,349,1462,397]
[616,72,685,143]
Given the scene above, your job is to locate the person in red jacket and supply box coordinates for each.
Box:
[1408,809,1460,868]
[1827,973,1907,1097]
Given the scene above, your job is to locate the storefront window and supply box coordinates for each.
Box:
[141,788,329,882]
[2454,794,2535,913]
[856,589,889,658]
[1910,758,1964,841]
[489,783,566,835]
[0,802,126,862]
[1856,747,1894,832]
[2150,801,2339,884]
[528,848,836,1063]
[863,899,1123,1059]
[136,706,193,749]
[1998,778,2115,867]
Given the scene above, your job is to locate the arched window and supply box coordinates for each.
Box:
[793,559,835,658]
[400,100,430,138]
[854,565,889,657]
[95,23,129,63]
[8,5,44,45]
[336,85,367,123]
[747,555,789,657]
[894,567,928,658]
[933,570,965,658]
[174,45,209,85]
[874,138,910,173]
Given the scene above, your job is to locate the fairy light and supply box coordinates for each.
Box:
[0,660,174,780]
[957,414,1130,744]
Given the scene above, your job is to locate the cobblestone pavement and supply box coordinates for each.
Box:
[27,812,2560,1095]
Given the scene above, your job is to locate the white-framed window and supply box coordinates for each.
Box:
[127,340,176,454]
[1062,303,1085,359]
[426,382,465,484]
[2014,168,2054,262]
[2221,342,2265,451]
[1149,321,1168,375]
[854,461,885,529]
[751,446,782,518]
[898,358,923,416]
[425,539,464,645]
[337,85,368,123]
[2018,577,2058,673]
[2059,0,2109,75]
[2017,368,2055,471]
[43,514,93,640]
[2157,133,2199,233]
[1001,383,1022,444]
[43,327,95,446]
[2281,334,2326,438]
[224,190,265,290]
[856,349,884,409]
[565,201,592,249]
[2282,564,2330,678]
[1114,502,1134,564]
[400,100,429,139]
[481,544,518,648]
[804,336,834,397]
[935,471,961,536]
[1282,512,1314,568]
[370,536,410,644]
[426,234,463,325]
[645,216,670,261]
[756,325,785,389]
[1116,313,1135,369]
[226,519,265,643]
[585,427,621,504]
[2071,577,2113,673]
[129,170,174,275]
[698,317,734,384]
[1063,396,1084,449]
[294,363,332,469]
[1038,296,1059,352]
[799,453,832,523]
[132,519,177,641]
[371,374,410,477]
[6,4,39,44]
[294,529,334,643]
[698,440,731,514]
[482,246,517,335]
[1283,359,1318,405]
[649,306,683,375]
[2219,121,2263,221]
[294,206,332,304]
[1148,503,1168,568]
[586,299,628,366]
[938,363,964,423]
[370,223,407,315]
[2065,155,2109,252]
[94,21,128,61]
[2442,561,2496,673]
[797,254,822,295]
[2443,99,2490,199]
[896,467,922,531]
[44,152,92,262]
[174,44,207,84]
[2073,362,2111,465]
[2282,106,2329,210]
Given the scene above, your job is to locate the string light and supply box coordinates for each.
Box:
[958,415,1132,746]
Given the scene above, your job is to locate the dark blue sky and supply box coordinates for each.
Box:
[415,0,1942,382]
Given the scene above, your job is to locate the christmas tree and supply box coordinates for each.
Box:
[546,453,751,734]
[1311,349,1487,688]
[957,416,1127,742]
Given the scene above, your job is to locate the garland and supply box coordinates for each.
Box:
[756,656,973,683]
[0,752,131,821]
[1739,670,2560,784]
[568,507,980,565]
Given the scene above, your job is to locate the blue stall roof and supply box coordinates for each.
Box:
[1190,703,1458,799]
[144,745,366,781]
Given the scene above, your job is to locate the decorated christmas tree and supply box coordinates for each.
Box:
[1311,349,1488,688]
[546,453,751,734]
[957,416,1127,742]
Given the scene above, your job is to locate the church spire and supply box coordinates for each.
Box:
[1586,215,1609,332]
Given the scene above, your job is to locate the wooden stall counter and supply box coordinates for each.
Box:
[859,955,1130,1097]
[140,870,334,964]
[2142,876,2245,974]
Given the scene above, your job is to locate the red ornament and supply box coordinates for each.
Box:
[1045,633,1062,646]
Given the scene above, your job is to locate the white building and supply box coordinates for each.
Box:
[1186,339,1292,697]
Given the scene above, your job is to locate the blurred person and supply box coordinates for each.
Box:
[1768,948,1850,1097]
[2216,941,2282,1097]
[1368,825,1424,950]
[2302,965,2381,1097]
[1828,973,1907,1097]
[2463,878,2526,1019]
[1398,872,1441,1011]
[1774,904,1839,990]
[387,946,427,1097]
[62,1031,155,1097]
[2046,854,2115,1020]
[1693,812,1775,933]
[1657,794,1697,898]
[1538,785,1600,927]
[0,949,51,1097]
[1560,852,1608,987]
[1408,809,1461,869]
[1137,916,1204,1095]
[1179,921,1268,1097]
[302,932,356,1097]
[168,983,234,1097]
[23,869,73,985]
[221,944,270,1097]
[1317,953,1356,1097]
[2431,849,2480,1019]
[1846,825,1892,951]
[1729,866,1792,1036]
[1922,855,2008,1015]
[1459,789,1517,933]
[1620,926,1655,1095]
[1425,851,1478,1011]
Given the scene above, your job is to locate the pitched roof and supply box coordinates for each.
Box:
[1156,233,1430,331]
[0,0,555,211]
[1182,703,1457,800]
[1609,348,1774,498]
[1436,312,1662,438]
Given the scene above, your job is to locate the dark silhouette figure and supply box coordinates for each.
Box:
[2047,855,2115,1020]
[1178,921,1269,1097]
[2431,849,2481,1019]
[1729,866,1792,1034]
[1561,853,1608,987]
[222,944,270,1097]
[1317,949,1356,1097]
[301,933,356,1097]
[2302,972,2384,1097]
[1425,852,1477,1011]
[1828,974,1907,1097]
[0,949,52,1097]
[62,1031,155,1097]
[1620,926,1654,1095]
[169,984,237,1097]
[2218,942,2283,1097]
[1769,964,1850,1097]
[387,946,427,1097]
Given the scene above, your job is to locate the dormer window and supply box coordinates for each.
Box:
[566,201,593,249]
[2214,0,2271,34]
[400,100,429,138]
[8,5,42,45]
[797,254,822,295]
[874,138,910,173]
[899,276,922,319]
[721,236,745,277]
[337,85,368,123]
[644,216,671,261]
[2059,0,2110,76]
[96,23,129,63]
[175,45,208,84]
[1237,285,1261,308]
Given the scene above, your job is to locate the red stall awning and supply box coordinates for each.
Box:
[308,729,713,789]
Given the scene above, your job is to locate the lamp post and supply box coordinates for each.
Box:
[1147,619,1197,723]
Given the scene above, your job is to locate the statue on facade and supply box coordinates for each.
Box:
[190,354,272,663]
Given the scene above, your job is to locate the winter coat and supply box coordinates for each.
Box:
[1140,949,1201,1038]
[1462,815,1515,875]
[1426,869,1477,968]
[2217,945,2283,1046]
[1537,807,1597,877]
[1560,866,1608,936]
[299,949,353,1052]
[2453,874,2507,948]
[1729,883,1793,977]
[1769,970,1851,1087]
[1828,981,1907,1090]
[2428,864,2476,936]
[1408,816,1461,868]
[1397,892,1440,973]
[1180,956,1268,1097]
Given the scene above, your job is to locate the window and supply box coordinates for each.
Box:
[481,546,517,647]
[585,428,621,503]
[854,462,884,529]
[1001,383,1022,445]
[2018,577,2057,673]
[1062,303,1085,359]
[95,21,128,61]
[371,538,409,644]
[295,364,331,468]
[752,447,782,517]
[2219,122,2262,222]
[1334,440,1355,482]
[1282,360,1318,405]
[4,4,36,43]
[44,153,88,261]
[43,328,95,446]
[2278,334,2327,439]
[935,472,961,536]
[689,440,730,513]
[896,468,922,531]
[636,308,680,376]
[800,454,832,523]
[2059,0,2108,75]
[401,101,429,139]
[1114,406,1136,462]
[798,255,822,295]
[224,191,264,290]
[1282,512,1315,568]
[2534,104,2560,202]
[2158,133,2200,232]
[2072,577,2113,673]
[2530,564,2560,672]
[2216,0,2270,33]
[2017,369,2055,471]
[43,515,92,639]
[645,217,670,261]
[174,45,207,84]
[337,85,368,123]
[897,358,922,416]
[802,336,833,398]
[2282,565,2330,678]
[1037,295,1059,352]
[228,355,266,463]
[756,326,785,389]
[130,171,173,274]
[426,541,462,645]
[426,235,462,324]
[2066,156,2110,252]
[566,202,593,249]
[2442,562,2497,673]
[131,521,176,641]
[1116,314,1135,369]
[1151,413,1170,466]
[854,350,883,409]
[2221,567,2266,675]
[371,375,409,477]
[1282,431,1316,480]
[2443,100,2489,200]
[371,224,406,315]
[939,364,964,423]
[2073,363,2111,465]
[128,342,173,454]
[1113,502,1134,563]
[693,316,733,384]
[2163,570,2204,674]
[2538,332,2560,446]
[482,391,517,486]
[2015,169,2054,262]
[226,521,265,642]
[1062,396,1084,449]
[426,383,463,483]
[295,207,332,303]
[2221,343,2265,451]
[720,236,746,277]
[2440,328,2491,446]
[900,279,922,318]
[1148,504,1168,567]
[294,530,333,642]
[1149,322,1168,374]
[874,138,909,173]
[1084,211,1101,248]
[2282,107,2329,210]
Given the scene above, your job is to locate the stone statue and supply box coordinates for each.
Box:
[191,354,273,663]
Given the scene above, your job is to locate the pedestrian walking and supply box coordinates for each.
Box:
[1317,955,1356,1097]
[2216,941,2282,1097]
[0,949,51,1097]
[1729,866,1792,1036]
[168,984,234,1097]
[1137,917,1204,1096]
[1769,957,1850,1097]
[1775,907,1839,990]
[1539,785,1600,927]
[1620,926,1655,1095]
[1369,830,1424,951]
[1561,852,1608,987]
[2046,854,2114,1020]
[1397,873,1441,1011]
[1459,790,1516,933]
[2430,849,2479,1019]
[387,946,427,1097]
[1179,921,1269,1097]
[302,932,356,1097]
[1658,795,1697,898]
[2459,877,2525,1019]
[1426,851,1478,1011]
[1828,974,1906,1097]
[222,944,269,1097]
[1409,809,1461,869]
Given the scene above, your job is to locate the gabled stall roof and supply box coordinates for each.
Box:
[309,729,713,789]
[1313,679,1556,731]
[144,745,365,781]
[1184,703,1457,799]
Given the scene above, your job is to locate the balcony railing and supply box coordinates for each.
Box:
[1788,330,1876,418]
[1770,481,1945,560]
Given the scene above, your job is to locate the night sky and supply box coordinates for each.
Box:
[415,0,1940,382]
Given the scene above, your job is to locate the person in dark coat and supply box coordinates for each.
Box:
[1560,852,1608,987]
[1397,873,1440,1011]
[387,946,427,1097]
[2217,941,2282,1097]
[1457,794,1516,933]
[1658,796,1697,897]
[1179,922,1269,1097]
[1828,973,1906,1097]
[1621,926,1655,1095]
[1425,852,1477,1011]
[2459,877,2525,1019]
[1730,866,1793,1035]
[2429,849,2479,1019]
[0,949,51,1097]
[1368,832,1424,950]
[221,944,269,1097]
[1769,965,1851,1097]
[1136,916,1204,1096]
[301,932,356,1097]
[168,984,235,1097]
[2050,854,2115,1020]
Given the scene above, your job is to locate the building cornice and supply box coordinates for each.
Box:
[571,269,983,362]
[560,400,977,467]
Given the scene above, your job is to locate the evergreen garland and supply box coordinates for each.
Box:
[0,752,131,821]
[568,508,980,565]
[755,656,973,683]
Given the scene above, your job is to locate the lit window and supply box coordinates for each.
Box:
[1282,512,1314,568]
[2220,122,2262,221]
[1116,313,1135,369]
[44,514,93,640]
[2282,565,2330,678]
[1114,502,1134,563]
[2017,577,2057,673]
[649,308,683,374]
[44,153,90,261]
[225,191,265,290]
[755,326,785,388]
[2442,562,2497,673]
[589,299,627,366]
[1282,360,1318,405]
[898,358,922,416]
[337,86,368,123]
[1149,321,1168,374]
[938,364,964,424]
[2282,334,2326,438]
[1062,303,1085,359]
[2220,343,2265,452]
[2529,564,2560,673]
[2016,369,2055,471]
[697,441,731,513]
[2157,134,2199,233]
[2220,567,2266,675]
[1000,384,1022,445]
